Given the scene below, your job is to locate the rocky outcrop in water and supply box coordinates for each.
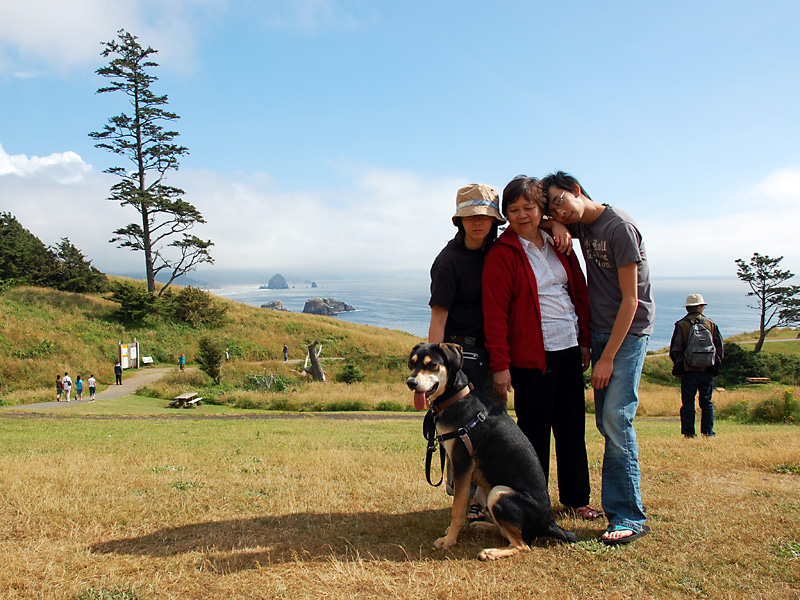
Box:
[261,300,291,312]
[260,273,289,290]
[302,297,355,316]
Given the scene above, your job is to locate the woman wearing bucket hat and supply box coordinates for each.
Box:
[428,182,505,521]
[483,175,601,521]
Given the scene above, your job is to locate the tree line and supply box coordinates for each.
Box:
[0,213,107,293]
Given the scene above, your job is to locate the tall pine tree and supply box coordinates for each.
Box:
[89,29,213,296]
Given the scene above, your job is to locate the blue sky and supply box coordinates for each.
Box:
[2,0,800,284]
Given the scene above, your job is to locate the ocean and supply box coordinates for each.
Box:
[212,277,757,352]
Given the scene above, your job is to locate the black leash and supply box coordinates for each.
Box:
[423,409,445,486]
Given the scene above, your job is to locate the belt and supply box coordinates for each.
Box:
[445,335,483,346]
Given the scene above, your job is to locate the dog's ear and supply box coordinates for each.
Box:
[408,342,425,369]
[438,343,463,370]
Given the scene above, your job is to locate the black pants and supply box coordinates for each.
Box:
[510,346,591,508]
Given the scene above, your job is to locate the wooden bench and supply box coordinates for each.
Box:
[141,356,154,365]
[746,377,771,384]
[185,397,203,408]
[169,392,199,408]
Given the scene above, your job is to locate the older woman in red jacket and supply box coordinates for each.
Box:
[482,175,600,520]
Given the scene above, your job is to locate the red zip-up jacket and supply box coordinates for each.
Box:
[482,228,591,373]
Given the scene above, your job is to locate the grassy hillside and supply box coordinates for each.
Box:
[0,282,419,404]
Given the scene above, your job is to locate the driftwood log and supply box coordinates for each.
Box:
[304,341,326,382]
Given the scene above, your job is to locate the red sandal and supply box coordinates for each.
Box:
[568,505,604,520]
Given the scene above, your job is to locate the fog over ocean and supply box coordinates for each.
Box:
[213,277,760,352]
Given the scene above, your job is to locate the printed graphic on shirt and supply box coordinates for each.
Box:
[581,238,614,269]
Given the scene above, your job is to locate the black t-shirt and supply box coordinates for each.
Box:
[429,237,486,340]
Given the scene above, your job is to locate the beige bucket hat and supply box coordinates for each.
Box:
[453,183,506,225]
[685,293,707,307]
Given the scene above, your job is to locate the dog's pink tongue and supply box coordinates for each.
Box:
[414,391,427,411]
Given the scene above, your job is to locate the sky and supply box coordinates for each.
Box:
[2,0,800,285]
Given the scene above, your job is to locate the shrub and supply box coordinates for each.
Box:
[336,361,366,384]
[197,337,224,384]
[715,342,768,387]
[760,353,800,385]
[106,281,161,325]
[717,399,750,423]
[167,286,228,328]
[718,389,799,424]
[376,400,411,412]
[14,339,55,359]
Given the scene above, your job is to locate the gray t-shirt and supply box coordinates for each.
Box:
[568,205,655,335]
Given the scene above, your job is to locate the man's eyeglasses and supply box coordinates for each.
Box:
[548,189,567,213]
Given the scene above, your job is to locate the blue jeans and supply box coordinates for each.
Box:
[680,371,715,436]
[592,331,648,532]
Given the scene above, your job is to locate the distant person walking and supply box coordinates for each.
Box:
[62,372,73,402]
[283,344,289,361]
[179,353,186,372]
[88,375,96,401]
[75,375,83,401]
[114,363,123,385]
[225,348,230,362]
[56,375,63,402]
[669,294,724,438]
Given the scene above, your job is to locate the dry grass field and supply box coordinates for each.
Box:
[1,406,798,600]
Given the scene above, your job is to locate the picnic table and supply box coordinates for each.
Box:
[169,392,203,408]
[746,377,771,384]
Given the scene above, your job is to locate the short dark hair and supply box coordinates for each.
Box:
[454,217,499,248]
[501,176,545,217]
[540,171,592,209]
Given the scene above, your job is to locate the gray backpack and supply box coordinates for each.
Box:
[683,317,716,368]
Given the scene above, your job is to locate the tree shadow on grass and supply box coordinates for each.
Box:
[89,508,579,571]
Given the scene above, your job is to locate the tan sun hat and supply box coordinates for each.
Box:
[452,183,506,225]
[685,293,707,307]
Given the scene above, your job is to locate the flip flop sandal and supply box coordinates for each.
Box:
[600,524,651,546]
[467,503,486,522]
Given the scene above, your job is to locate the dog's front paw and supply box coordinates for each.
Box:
[434,536,456,551]
[477,548,497,561]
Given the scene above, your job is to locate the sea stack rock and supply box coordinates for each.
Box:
[266,273,289,289]
[311,281,318,288]
[261,300,291,312]
[303,297,355,316]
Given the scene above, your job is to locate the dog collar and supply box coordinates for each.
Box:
[429,383,473,414]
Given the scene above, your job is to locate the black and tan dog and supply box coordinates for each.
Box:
[407,342,577,560]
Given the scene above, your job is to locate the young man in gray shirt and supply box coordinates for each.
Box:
[541,171,654,546]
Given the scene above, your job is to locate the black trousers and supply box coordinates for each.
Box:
[510,346,591,508]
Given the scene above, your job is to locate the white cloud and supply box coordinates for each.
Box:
[8,138,797,286]
[0,146,139,273]
[753,167,800,201]
[0,0,214,74]
[1,143,467,281]
[185,166,464,279]
[0,143,92,183]
[644,167,800,278]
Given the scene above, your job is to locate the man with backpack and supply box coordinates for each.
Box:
[669,294,724,438]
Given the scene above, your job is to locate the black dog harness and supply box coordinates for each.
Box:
[423,384,493,487]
